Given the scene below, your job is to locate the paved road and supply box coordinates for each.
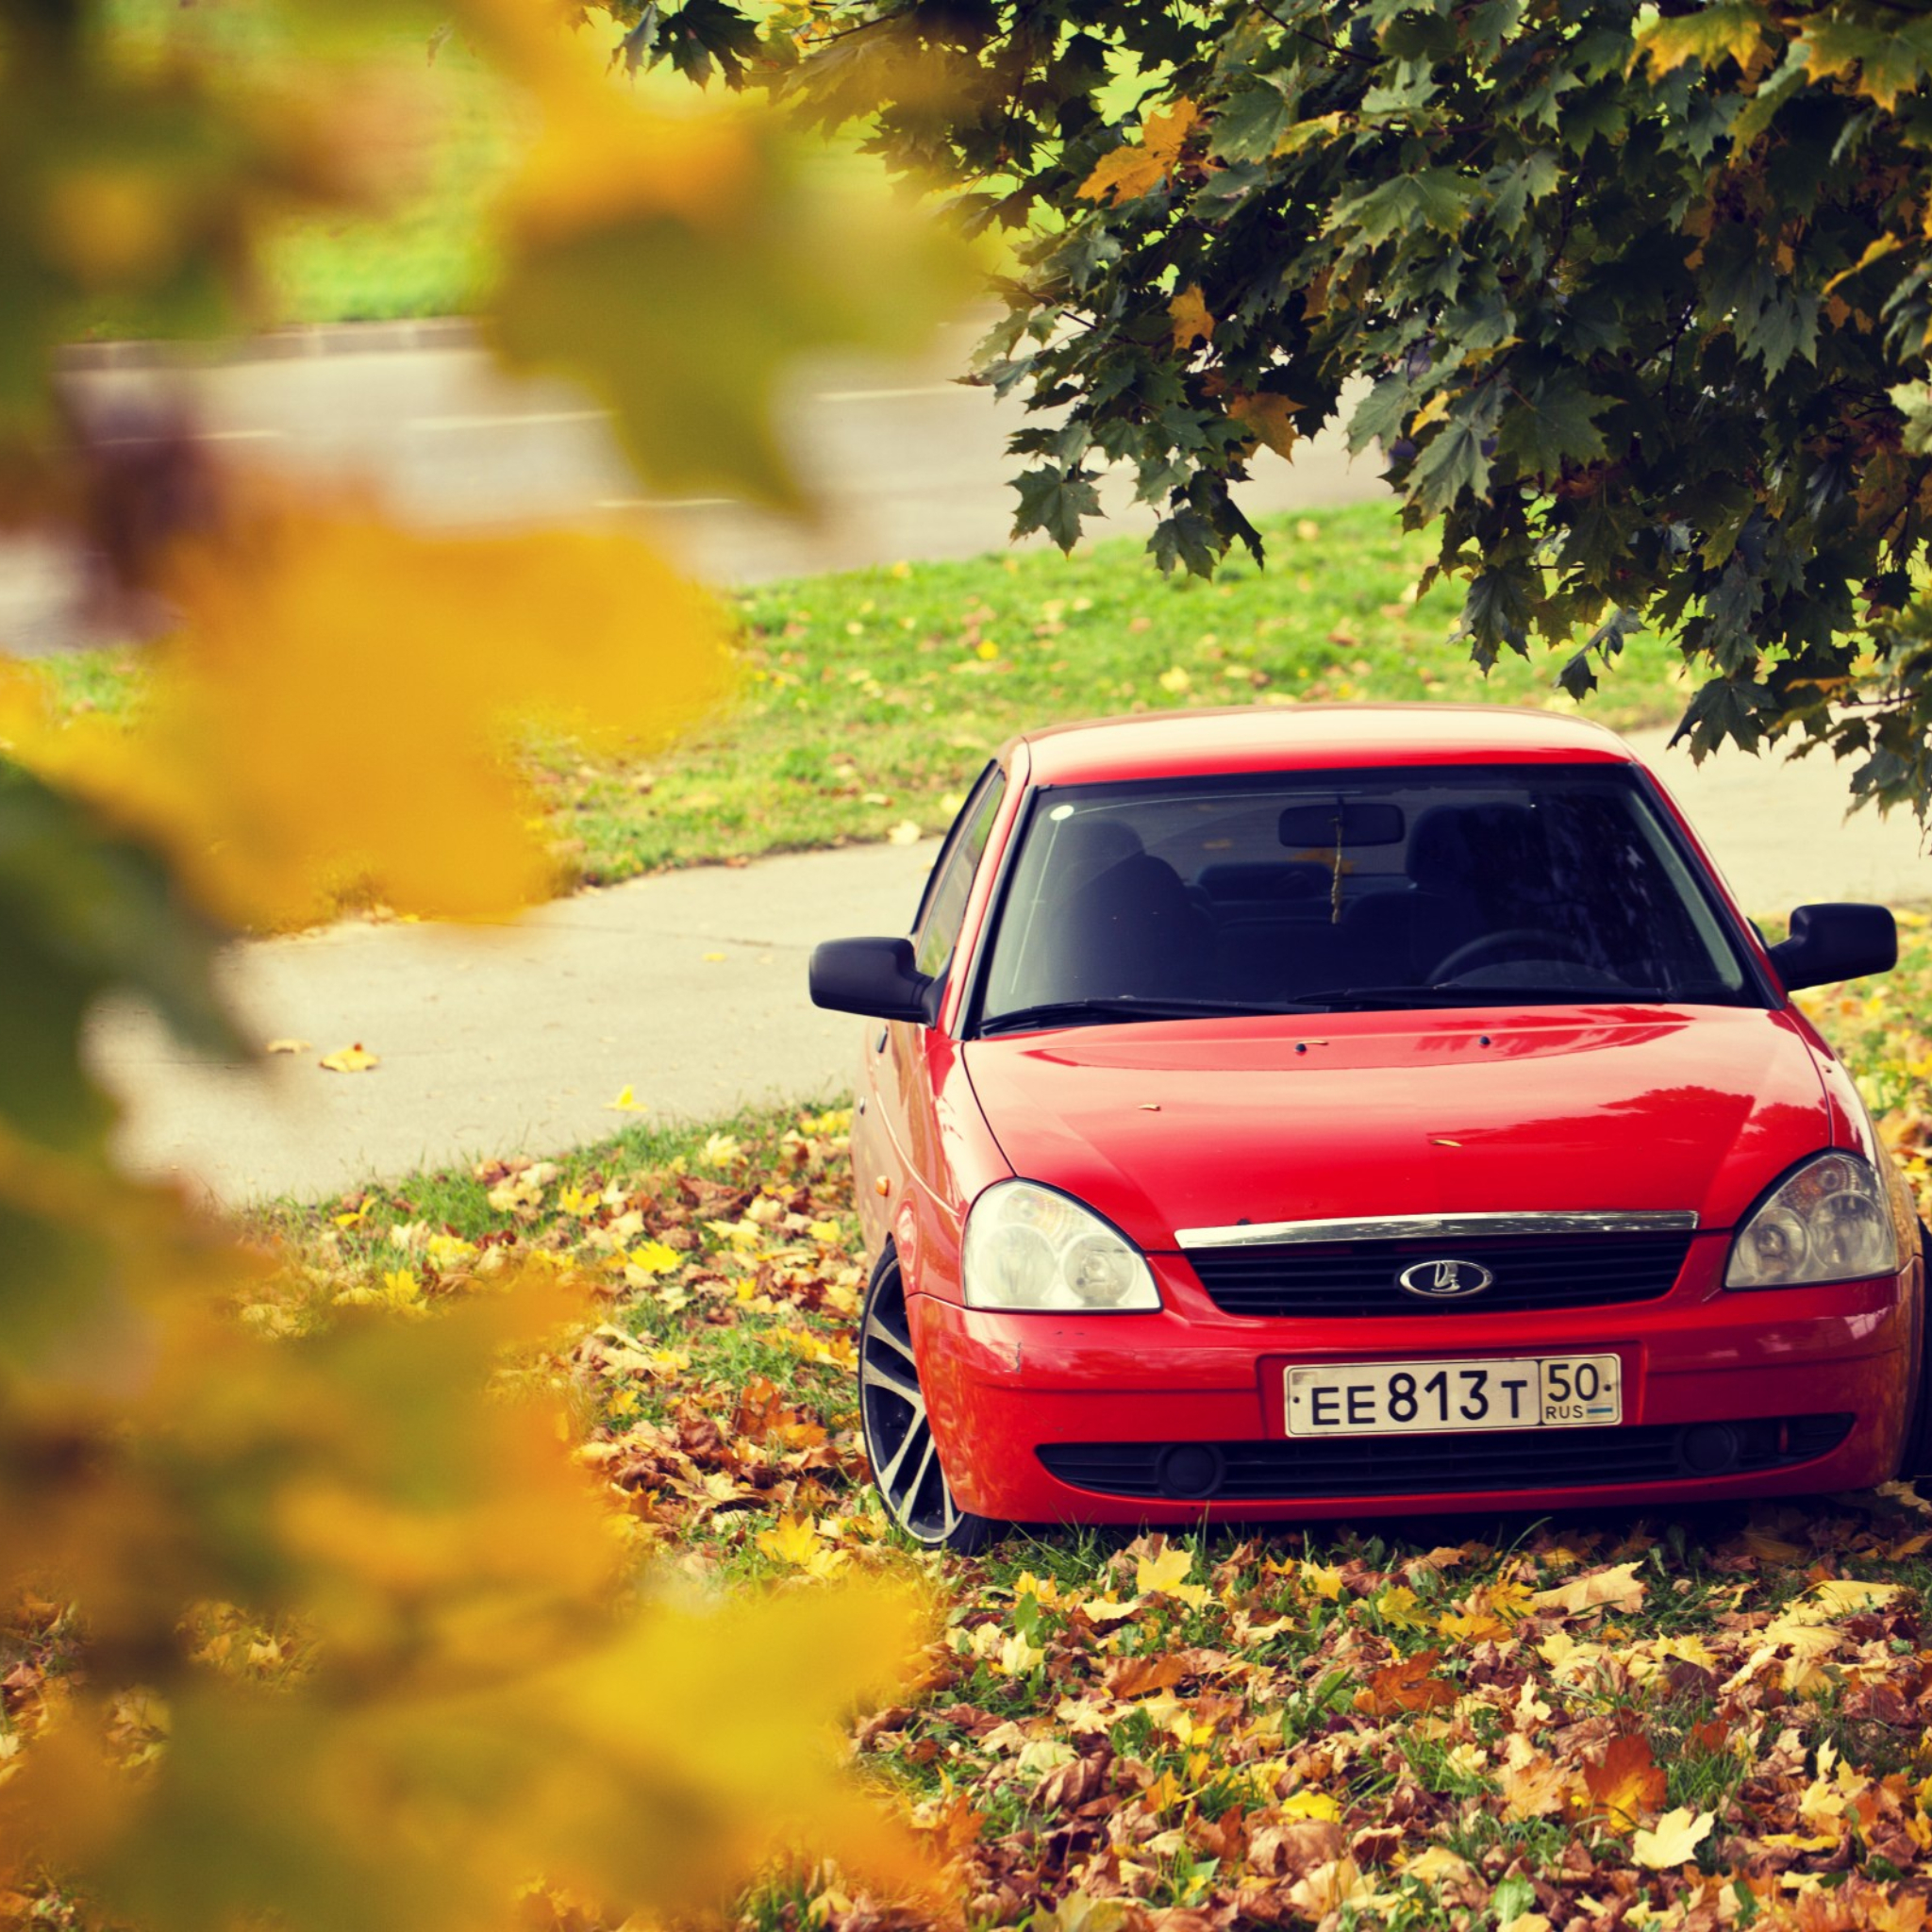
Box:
[87,720,1930,1208]
[3,321,1387,649]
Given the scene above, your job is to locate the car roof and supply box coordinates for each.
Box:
[1013,702,1639,788]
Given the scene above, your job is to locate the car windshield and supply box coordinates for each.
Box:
[974,766,1756,1032]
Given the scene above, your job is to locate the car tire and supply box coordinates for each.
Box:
[858,1251,1000,1554]
[1898,1218,1932,1482]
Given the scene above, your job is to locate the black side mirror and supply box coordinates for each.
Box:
[808,937,940,1024]
[1768,903,1897,993]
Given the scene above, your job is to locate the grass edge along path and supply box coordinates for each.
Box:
[91,930,1927,1929]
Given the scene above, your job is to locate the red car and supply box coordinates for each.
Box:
[810,706,1927,1550]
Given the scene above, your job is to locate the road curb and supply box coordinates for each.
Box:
[58,316,479,373]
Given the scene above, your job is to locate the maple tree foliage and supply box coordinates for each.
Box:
[0,0,966,1924]
[623,0,1932,811]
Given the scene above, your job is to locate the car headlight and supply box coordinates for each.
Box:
[1726,1152,1900,1289]
[961,1180,1160,1311]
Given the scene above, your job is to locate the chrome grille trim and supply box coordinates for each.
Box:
[1174,1209,1700,1251]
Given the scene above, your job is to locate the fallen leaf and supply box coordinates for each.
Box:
[887,820,923,845]
[1356,1650,1457,1719]
[1631,1806,1713,1870]
[1529,1560,1645,1618]
[1808,1578,1902,1614]
[604,1084,647,1111]
[319,1042,378,1074]
[1108,1654,1190,1699]
[264,1038,309,1055]
[755,1513,822,1566]
[1582,1733,1667,1830]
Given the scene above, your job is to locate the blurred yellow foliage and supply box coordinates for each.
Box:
[0,495,730,924]
[0,0,969,1923]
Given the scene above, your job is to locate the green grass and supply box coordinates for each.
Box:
[29,503,1697,895]
[539,499,1690,884]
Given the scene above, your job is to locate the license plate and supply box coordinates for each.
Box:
[1284,1355,1621,1437]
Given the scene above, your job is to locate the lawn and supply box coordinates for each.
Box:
[204,930,1932,1931]
[28,502,1699,895]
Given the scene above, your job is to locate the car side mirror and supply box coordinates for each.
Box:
[1768,903,1897,993]
[808,937,941,1024]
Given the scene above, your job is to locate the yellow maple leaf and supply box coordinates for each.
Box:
[319,1043,379,1074]
[1808,1577,1902,1614]
[1169,283,1213,351]
[1135,1541,1198,1599]
[603,1085,647,1112]
[626,1241,681,1276]
[2,492,730,926]
[1229,391,1301,458]
[755,1513,822,1566]
[1634,2,1770,77]
[1375,1584,1430,1630]
[1631,1806,1713,1869]
[1076,99,1201,205]
[1279,1788,1342,1823]
[1300,1560,1344,1601]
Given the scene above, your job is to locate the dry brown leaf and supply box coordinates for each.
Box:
[1356,1649,1457,1719]
[1528,1559,1645,1619]
[1108,1654,1191,1699]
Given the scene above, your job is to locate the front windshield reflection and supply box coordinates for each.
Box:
[976,768,1756,1031]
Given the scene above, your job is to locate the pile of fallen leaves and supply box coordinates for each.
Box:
[221,1102,1932,1932]
[874,1517,1932,1932]
[19,916,1932,1932]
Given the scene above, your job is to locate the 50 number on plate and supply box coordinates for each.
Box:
[1284,1355,1621,1438]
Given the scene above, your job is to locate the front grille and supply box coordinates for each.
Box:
[1186,1231,1693,1318]
[1037,1414,1853,1502]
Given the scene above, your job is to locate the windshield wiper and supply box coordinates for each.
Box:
[977,995,1325,1036]
[1302,984,1637,1010]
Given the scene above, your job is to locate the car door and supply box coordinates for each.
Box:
[857,763,1008,1252]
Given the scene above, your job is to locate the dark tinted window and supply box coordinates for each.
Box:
[978,768,1752,1027]
[914,770,1007,977]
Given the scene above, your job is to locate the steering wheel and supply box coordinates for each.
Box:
[1431,928,1589,980]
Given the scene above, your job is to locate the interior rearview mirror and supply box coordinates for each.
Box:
[1278,802,1407,847]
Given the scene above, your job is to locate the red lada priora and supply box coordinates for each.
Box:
[808,706,1929,1550]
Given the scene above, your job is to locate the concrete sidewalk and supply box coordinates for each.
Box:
[86,724,1931,1208]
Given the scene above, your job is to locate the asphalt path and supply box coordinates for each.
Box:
[87,719,1931,1207]
[4,319,1386,648]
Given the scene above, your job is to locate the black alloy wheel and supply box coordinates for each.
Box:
[858,1252,998,1553]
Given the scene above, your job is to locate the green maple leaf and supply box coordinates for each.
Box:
[1013,466,1102,551]
[1495,372,1609,475]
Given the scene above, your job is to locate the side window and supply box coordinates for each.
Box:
[913,768,1008,978]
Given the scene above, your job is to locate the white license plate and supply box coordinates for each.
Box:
[1284,1355,1622,1437]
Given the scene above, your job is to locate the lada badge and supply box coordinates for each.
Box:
[1396,1257,1494,1301]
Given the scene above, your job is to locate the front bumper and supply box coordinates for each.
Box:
[909,1235,1913,1524]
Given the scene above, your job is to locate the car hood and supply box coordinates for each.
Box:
[960,1006,1833,1252]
